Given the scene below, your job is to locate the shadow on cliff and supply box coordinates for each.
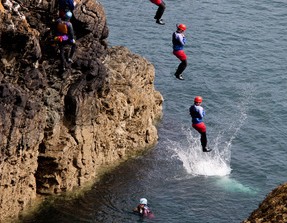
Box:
[27,1,112,195]
[23,1,111,123]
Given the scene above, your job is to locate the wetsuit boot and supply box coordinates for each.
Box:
[174,60,187,80]
[156,19,165,25]
[201,132,212,152]
[203,147,212,152]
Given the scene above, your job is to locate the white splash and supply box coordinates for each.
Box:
[169,86,253,177]
[169,128,232,176]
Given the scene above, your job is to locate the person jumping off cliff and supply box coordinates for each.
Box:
[150,0,166,25]
[172,23,187,80]
[189,96,212,152]
[54,11,76,72]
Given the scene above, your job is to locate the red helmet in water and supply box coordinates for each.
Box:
[177,23,186,31]
[194,96,203,103]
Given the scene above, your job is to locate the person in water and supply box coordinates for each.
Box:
[189,96,212,152]
[133,198,154,218]
[172,23,187,80]
[150,0,166,25]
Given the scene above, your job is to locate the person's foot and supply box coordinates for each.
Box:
[156,19,165,25]
[203,147,212,152]
[174,73,184,80]
[67,58,73,63]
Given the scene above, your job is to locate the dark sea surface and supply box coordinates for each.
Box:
[22,0,287,222]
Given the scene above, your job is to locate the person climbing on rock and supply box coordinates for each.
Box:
[172,23,187,80]
[150,0,166,25]
[189,96,212,152]
[58,0,75,19]
[54,11,76,72]
[133,198,154,218]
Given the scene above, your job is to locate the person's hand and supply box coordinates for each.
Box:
[54,36,63,42]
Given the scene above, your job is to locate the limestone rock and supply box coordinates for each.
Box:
[243,183,287,223]
[0,0,163,222]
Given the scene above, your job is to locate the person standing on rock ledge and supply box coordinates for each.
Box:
[150,0,166,25]
[189,96,212,152]
[54,11,76,72]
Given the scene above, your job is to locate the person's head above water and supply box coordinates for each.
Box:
[140,198,148,205]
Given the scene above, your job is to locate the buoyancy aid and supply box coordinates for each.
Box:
[172,31,186,51]
[56,20,68,35]
[190,104,205,124]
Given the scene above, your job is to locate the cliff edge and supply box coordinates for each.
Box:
[0,0,163,221]
[243,182,287,223]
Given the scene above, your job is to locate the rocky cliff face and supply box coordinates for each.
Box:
[0,0,163,222]
[243,183,287,223]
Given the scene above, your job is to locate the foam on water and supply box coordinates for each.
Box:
[168,87,252,177]
[215,176,258,195]
[168,129,232,176]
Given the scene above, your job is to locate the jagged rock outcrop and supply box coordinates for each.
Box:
[0,0,163,222]
[243,183,287,223]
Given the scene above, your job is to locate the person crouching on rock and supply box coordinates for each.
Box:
[54,11,76,72]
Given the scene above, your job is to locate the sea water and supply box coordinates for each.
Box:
[21,0,287,222]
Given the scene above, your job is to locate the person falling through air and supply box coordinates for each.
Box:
[172,23,187,80]
[150,0,166,25]
[189,96,212,152]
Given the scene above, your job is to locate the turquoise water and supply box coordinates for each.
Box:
[22,0,287,222]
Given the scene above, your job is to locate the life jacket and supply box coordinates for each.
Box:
[172,32,186,51]
[136,205,151,217]
[56,20,68,35]
[189,105,205,124]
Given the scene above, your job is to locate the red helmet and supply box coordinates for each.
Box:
[194,96,203,103]
[177,23,186,31]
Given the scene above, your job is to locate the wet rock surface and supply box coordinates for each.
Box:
[242,183,287,223]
